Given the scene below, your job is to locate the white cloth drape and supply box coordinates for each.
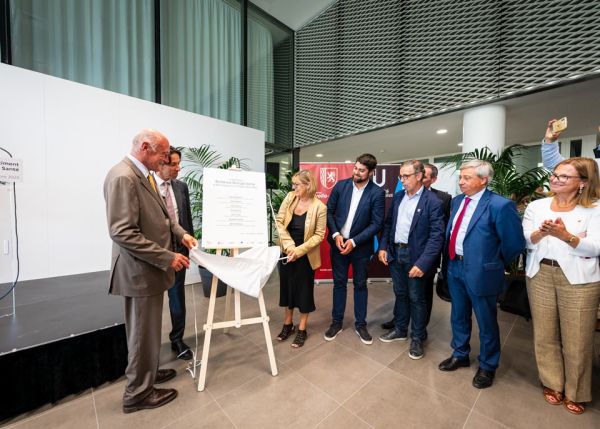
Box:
[189,246,280,298]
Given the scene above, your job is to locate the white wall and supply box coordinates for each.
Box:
[0,64,265,282]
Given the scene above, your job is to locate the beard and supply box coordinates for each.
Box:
[353,175,367,184]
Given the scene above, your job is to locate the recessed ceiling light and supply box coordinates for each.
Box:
[436,129,448,135]
[315,154,323,158]
[345,160,352,163]
[457,142,464,147]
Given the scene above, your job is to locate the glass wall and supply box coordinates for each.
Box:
[248,3,293,150]
[2,0,294,152]
[10,0,155,101]
[161,0,241,124]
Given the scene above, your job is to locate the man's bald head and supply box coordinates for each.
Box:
[130,129,170,172]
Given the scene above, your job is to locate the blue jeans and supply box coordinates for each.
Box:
[330,248,370,328]
[388,246,427,341]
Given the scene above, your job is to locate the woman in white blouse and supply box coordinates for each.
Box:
[523,157,600,415]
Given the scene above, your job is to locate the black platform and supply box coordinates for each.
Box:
[0,271,128,421]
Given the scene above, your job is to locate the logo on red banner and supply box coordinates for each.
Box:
[319,168,338,189]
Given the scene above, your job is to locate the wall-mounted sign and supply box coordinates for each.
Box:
[0,158,23,183]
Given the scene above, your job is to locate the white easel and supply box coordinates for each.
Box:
[197,247,278,391]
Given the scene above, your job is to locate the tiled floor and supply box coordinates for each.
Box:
[3,274,600,429]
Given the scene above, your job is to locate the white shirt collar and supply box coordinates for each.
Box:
[126,154,150,177]
[465,187,486,201]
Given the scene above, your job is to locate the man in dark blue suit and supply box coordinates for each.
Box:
[377,160,444,359]
[381,162,452,331]
[438,159,524,389]
[324,154,385,345]
[155,147,195,360]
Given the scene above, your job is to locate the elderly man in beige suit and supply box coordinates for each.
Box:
[104,129,197,413]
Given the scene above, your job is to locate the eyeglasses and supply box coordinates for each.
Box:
[399,173,417,181]
[550,173,583,183]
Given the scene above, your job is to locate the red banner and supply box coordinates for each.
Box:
[300,163,402,281]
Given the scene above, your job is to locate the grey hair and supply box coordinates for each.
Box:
[132,129,162,150]
[459,159,494,181]
[401,159,425,175]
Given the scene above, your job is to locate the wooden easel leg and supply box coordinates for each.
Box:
[234,289,241,327]
[198,271,219,391]
[258,290,278,376]
[223,285,233,334]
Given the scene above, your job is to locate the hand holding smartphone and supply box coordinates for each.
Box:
[551,117,568,133]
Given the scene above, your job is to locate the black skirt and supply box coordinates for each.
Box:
[278,212,316,313]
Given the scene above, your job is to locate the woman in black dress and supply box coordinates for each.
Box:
[275,170,327,347]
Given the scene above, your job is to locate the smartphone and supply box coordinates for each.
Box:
[552,117,567,133]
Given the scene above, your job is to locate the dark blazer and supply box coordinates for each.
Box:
[430,187,452,225]
[429,187,452,268]
[379,188,445,274]
[171,179,194,255]
[104,157,187,297]
[326,178,385,259]
[446,189,525,296]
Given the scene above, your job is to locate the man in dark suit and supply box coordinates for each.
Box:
[377,160,444,359]
[154,147,194,360]
[438,159,524,389]
[422,163,452,323]
[104,129,197,413]
[324,153,385,345]
[381,162,452,331]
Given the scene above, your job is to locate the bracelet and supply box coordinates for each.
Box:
[567,235,577,244]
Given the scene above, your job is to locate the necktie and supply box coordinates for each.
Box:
[147,174,158,193]
[448,197,471,260]
[162,181,177,222]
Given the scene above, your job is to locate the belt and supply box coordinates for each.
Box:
[396,243,408,248]
[454,255,464,261]
[540,258,560,267]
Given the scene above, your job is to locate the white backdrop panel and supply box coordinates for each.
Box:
[0,64,265,282]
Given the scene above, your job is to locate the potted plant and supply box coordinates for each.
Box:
[266,170,294,245]
[443,144,551,319]
[181,144,247,297]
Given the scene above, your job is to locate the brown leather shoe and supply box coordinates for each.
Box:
[122,388,178,414]
[155,368,176,384]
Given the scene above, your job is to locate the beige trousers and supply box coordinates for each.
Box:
[527,264,600,402]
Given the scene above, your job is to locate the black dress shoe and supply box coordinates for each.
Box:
[438,356,470,371]
[122,388,178,413]
[380,319,395,330]
[155,368,176,384]
[472,368,495,389]
[171,340,193,360]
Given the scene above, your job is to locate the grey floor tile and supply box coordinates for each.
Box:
[162,402,236,429]
[474,375,600,429]
[344,367,471,428]
[463,411,510,429]
[315,406,373,429]
[286,341,385,403]
[2,396,97,429]
[217,368,339,429]
[388,344,480,408]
